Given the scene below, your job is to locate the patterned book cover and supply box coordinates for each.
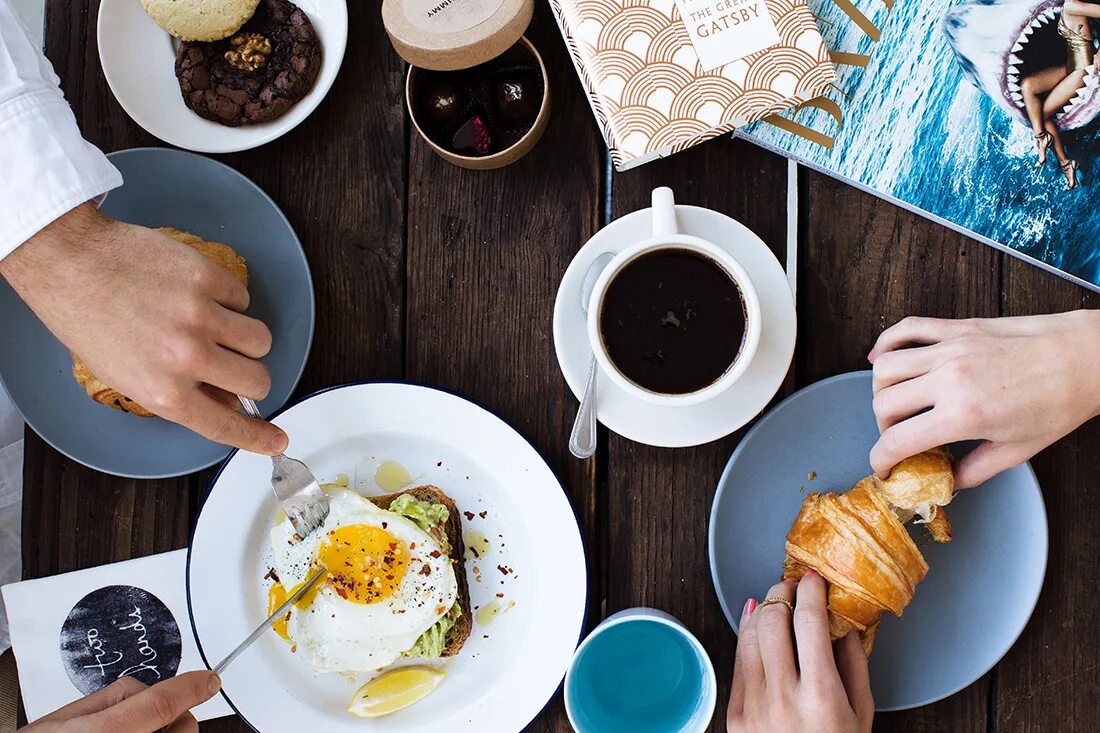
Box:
[737,0,1100,292]
[548,0,836,170]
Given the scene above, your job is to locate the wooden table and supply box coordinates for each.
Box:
[21,2,1100,731]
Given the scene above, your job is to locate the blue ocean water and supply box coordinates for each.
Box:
[567,620,707,733]
[740,0,1100,286]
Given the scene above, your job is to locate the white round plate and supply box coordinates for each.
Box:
[98,0,348,153]
[553,206,797,448]
[188,383,588,732]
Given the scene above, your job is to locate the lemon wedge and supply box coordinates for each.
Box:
[348,666,445,718]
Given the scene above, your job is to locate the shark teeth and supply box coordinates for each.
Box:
[1054,68,1100,119]
[1007,53,1023,107]
[1006,7,1063,108]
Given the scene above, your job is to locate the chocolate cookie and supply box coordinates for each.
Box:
[175,0,322,127]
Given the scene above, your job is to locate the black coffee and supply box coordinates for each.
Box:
[599,248,746,395]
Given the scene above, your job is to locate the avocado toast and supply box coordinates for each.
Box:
[369,485,473,658]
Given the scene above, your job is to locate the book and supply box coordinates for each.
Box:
[548,0,836,170]
[736,0,1100,291]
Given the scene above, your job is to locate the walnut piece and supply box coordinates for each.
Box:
[224,32,272,72]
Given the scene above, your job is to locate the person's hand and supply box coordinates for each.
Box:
[0,204,287,454]
[21,671,220,732]
[868,311,1100,487]
[727,572,873,733]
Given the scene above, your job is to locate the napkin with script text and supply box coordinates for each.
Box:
[2,549,231,722]
[549,0,836,169]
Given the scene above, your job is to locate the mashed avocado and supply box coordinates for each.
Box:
[405,602,462,658]
[390,494,459,658]
[389,494,449,534]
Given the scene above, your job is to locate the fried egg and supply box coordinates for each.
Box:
[267,489,457,673]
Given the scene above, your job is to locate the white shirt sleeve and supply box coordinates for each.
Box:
[0,0,122,262]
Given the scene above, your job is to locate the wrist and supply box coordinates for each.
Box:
[0,203,115,295]
[1068,309,1100,419]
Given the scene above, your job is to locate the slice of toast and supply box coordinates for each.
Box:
[368,485,472,658]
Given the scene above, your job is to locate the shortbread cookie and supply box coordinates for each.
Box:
[141,0,260,42]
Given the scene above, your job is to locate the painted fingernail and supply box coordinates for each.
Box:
[743,598,757,616]
[803,568,817,577]
[784,576,798,584]
[208,673,222,695]
[867,350,875,362]
[269,431,289,454]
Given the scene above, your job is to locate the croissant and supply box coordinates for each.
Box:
[783,448,955,653]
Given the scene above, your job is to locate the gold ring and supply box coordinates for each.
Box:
[755,597,794,613]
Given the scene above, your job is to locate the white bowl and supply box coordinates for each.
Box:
[97,0,348,153]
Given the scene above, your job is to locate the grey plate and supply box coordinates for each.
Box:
[708,371,1048,711]
[0,148,314,478]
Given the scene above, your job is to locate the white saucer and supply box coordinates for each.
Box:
[98,0,347,154]
[552,206,796,448]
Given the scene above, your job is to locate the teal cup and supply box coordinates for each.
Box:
[565,608,717,733]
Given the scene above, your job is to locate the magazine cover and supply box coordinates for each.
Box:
[736,0,1100,291]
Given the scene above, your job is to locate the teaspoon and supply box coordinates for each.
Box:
[569,253,615,459]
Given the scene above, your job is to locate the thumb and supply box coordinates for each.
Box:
[835,630,874,725]
[954,441,1031,489]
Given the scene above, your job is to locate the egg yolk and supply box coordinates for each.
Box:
[266,583,292,641]
[267,572,326,643]
[317,524,408,604]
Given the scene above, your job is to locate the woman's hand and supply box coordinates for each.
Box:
[0,204,287,454]
[21,671,219,732]
[868,311,1100,487]
[727,572,873,733]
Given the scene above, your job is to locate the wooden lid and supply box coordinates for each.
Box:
[381,0,533,71]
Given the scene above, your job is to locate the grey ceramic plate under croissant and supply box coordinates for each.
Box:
[0,148,314,478]
[708,371,1048,711]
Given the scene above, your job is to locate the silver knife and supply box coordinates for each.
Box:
[213,565,328,675]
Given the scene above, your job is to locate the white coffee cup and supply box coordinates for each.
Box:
[586,187,762,407]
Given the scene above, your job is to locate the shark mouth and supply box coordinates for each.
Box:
[945,0,1100,131]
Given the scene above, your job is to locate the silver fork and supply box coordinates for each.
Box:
[238,397,329,539]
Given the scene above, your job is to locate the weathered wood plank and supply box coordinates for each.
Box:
[202,1,408,730]
[28,0,1092,731]
[991,259,1100,733]
[605,138,789,733]
[403,9,602,732]
[800,169,1000,733]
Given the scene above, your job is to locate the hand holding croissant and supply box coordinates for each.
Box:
[783,448,955,653]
